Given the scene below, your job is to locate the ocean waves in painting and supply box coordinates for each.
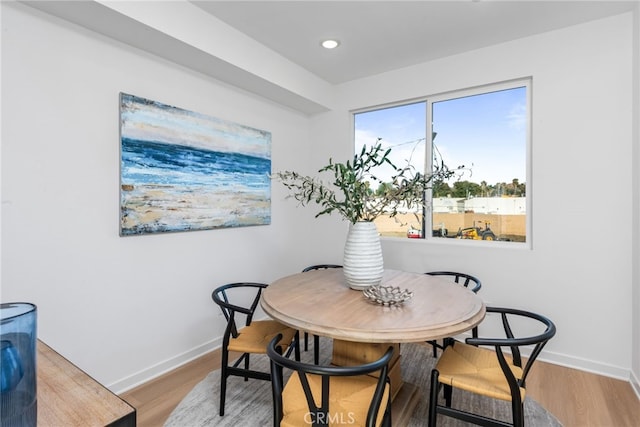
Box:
[120,137,271,235]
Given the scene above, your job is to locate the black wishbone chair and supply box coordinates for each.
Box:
[428,307,556,427]
[301,264,343,364]
[268,334,393,427]
[425,271,482,356]
[212,282,300,416]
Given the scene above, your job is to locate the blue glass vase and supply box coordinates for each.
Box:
[1,303,37,427]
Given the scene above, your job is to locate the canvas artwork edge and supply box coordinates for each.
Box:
[119,93,272,236]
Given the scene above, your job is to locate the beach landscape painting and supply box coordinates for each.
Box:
[119,93,271,236]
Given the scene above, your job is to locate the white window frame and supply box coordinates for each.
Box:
[352,78,532,248]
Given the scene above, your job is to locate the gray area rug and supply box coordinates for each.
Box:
[165,340,562,426]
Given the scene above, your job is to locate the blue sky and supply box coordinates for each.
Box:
[354,86,527,186]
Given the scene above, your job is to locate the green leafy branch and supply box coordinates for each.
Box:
[274,139,464,224]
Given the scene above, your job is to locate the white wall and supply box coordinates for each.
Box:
[2,2,638,393]
[0,2,339,391]
[313,13,635,379]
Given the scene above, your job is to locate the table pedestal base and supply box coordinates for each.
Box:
[331,340,420,427]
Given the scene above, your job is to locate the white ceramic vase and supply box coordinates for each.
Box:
[343,221,384,290]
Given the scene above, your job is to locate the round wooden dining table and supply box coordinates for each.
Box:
[261,268,486,426]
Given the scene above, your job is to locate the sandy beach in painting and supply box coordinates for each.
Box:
[120,184,270,235]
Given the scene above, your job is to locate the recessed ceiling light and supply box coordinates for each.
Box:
[321,39,340,49]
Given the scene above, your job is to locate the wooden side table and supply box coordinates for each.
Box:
[37,340,136,426]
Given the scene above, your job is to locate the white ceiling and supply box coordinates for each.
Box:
[19,0,638,113]
[192,1,638,84]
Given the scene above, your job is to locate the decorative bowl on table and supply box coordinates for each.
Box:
[362,285,413,306]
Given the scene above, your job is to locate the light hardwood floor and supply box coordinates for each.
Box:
[120,346,640,427]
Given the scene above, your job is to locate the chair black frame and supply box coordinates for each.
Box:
[426,271,482,294]
[428,307,556,427]
[212,282,300,416]
[301,264,343,364]
[268,333,394,427]
[425,271,482,356]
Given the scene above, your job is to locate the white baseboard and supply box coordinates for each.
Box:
[631,369,640,400]
[107,336,638,398]
[452,330,633,381]
[539,349,631,381]
[108,337,222,395]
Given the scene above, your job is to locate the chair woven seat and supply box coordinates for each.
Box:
[268,334,393,427]
[212,282,299,416]
[428,307,556,427]
[228,320,296,354]
[435,341,524,401]
[281,372,390,427]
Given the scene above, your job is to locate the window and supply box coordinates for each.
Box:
[353,79,529,243]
